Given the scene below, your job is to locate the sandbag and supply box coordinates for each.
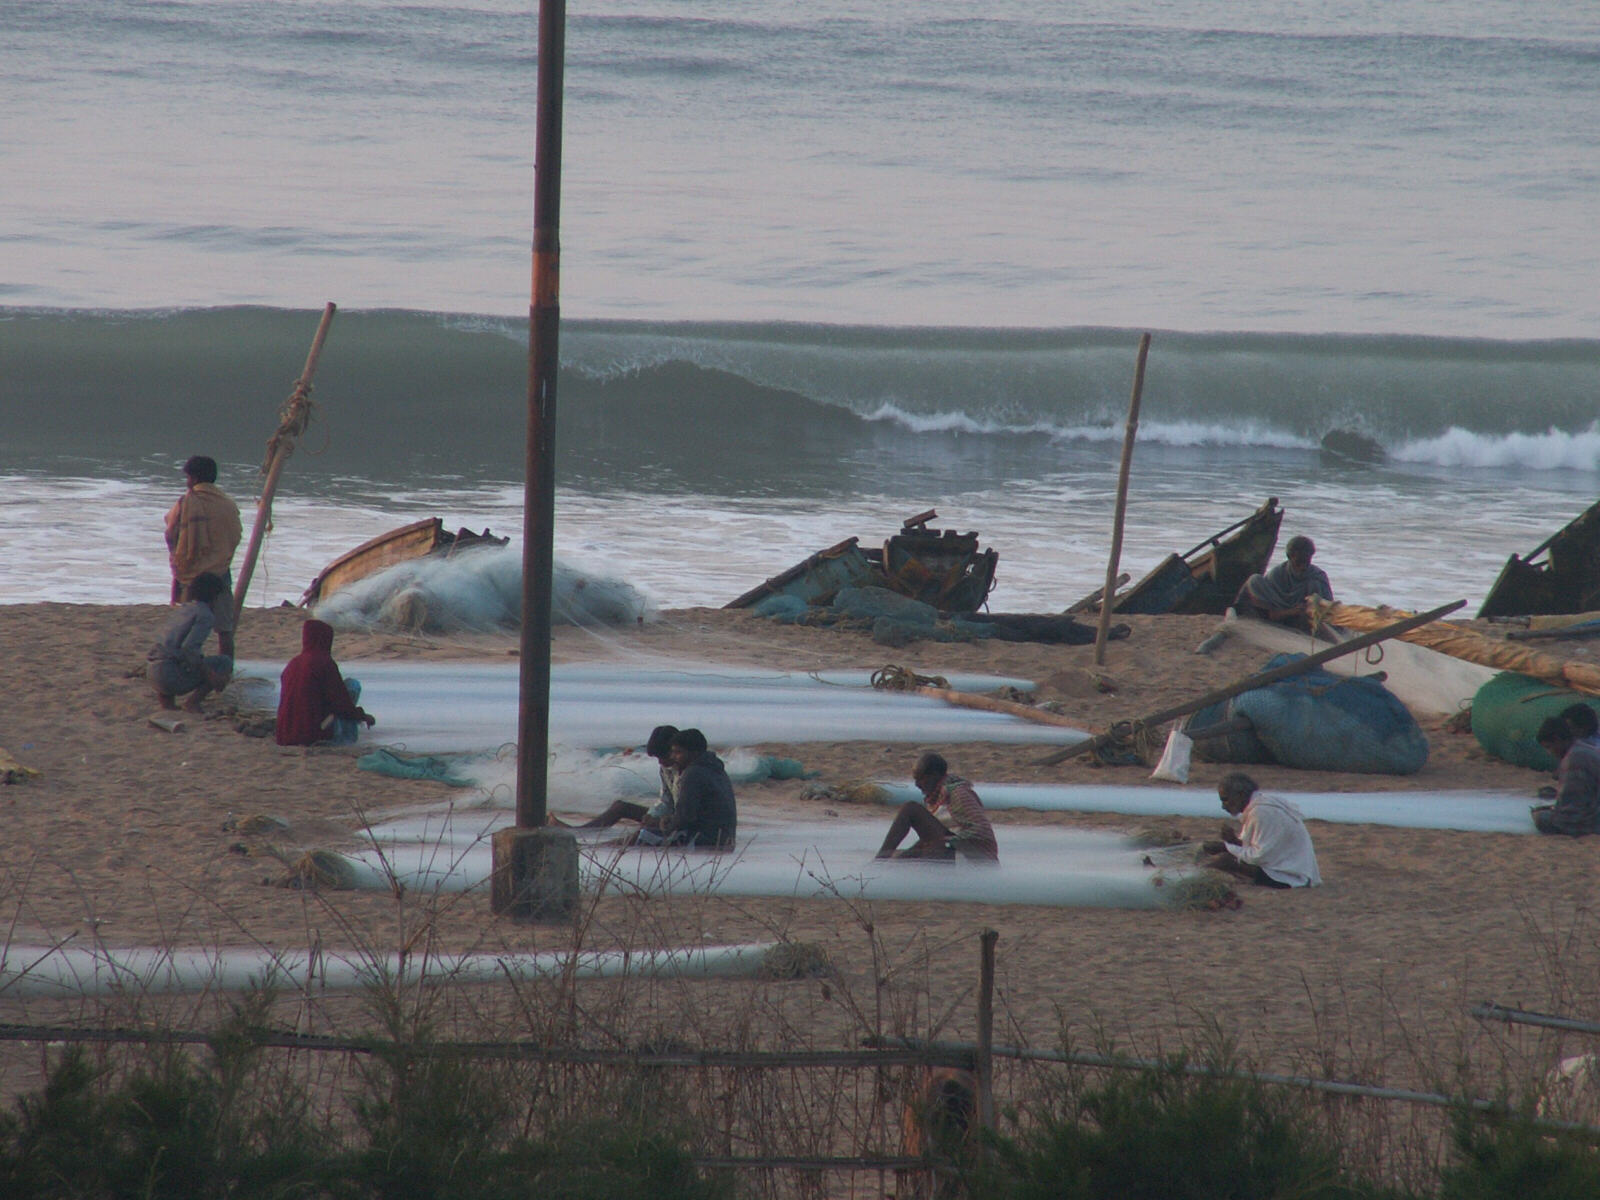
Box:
[1470,671,1600,771]
[1189,653,1428,775]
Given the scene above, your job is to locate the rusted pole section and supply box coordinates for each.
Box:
[491,0,578,919]
[975,928,998,1132]
[1094,333,1151,665]
[517,0,566,832]
[233,301,337,620]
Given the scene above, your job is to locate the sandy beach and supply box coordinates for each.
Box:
[4,600,1600,1148]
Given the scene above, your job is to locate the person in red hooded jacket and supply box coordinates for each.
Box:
[275,619,375,746]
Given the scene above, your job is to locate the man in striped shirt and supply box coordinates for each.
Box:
[874,752,999,862]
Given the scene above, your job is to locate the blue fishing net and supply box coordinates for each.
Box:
[1189,653,1428,774]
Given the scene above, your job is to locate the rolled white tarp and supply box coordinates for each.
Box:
[0,941,780,999]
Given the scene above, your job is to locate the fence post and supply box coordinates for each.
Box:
[977,928,998,1132]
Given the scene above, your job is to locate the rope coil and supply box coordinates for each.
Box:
[870,664,951,692]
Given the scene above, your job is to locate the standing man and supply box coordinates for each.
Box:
[1533,717,1600,836]
[164,455,242,657]
[1233,535,1333,630]
[875,752,999,862]
[1197,772,1321,887]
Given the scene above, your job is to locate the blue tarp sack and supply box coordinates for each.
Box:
[1188,653,1428,775]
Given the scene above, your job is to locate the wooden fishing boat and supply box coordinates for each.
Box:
[725,510,999,614]
[301,517,509,606]
[1478,498,1600,618]
[723,537,878,611]
[1069,497,1283,616]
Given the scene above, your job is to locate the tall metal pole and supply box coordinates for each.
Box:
[517,0,566,830]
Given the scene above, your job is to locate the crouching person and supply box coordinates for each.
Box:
[148,572,234,712]
[1532,716,1600,836]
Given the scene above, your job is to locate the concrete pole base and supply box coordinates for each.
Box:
[490,826,579,921]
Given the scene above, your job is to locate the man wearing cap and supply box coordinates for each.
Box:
[164,454,242,657]
[1233,535,1333,630]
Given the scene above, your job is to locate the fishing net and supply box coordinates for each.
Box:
[1189,653,1428,774]
[312,545,653,633]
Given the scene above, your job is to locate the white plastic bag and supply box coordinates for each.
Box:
[1149,728,1193,783]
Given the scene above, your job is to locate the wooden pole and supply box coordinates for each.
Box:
[1094,334,1151,665]
[913,685,1085,729]
[232,301,337,620]
[975,928,998,1133]
[1036,598,1467,765]
[516,0,566,833]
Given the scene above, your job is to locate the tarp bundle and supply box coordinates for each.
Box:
[1312,599,1600,696]
[1187,653,1429,774]
[1470,672,1600,771]
[313,546,652,633]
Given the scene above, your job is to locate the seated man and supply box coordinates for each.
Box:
[1533,716,1600,836]
[275,619,375,747]
[635,728,737,850]
[1196,772,1320,887]
[875,752,999,863]
[1233,535,1332,630]
[566,725,679,830]
[148,572,234,713]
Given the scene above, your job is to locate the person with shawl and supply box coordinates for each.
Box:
[1233,535,1333,630]
[275,619,374,746]
[164,455,242,656]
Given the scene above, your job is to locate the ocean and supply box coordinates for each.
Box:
[4,1,1597,615]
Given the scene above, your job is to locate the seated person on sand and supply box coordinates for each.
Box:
[148,572,234,713]
[875,752,999,863]
[557,725,680,831]
[1233,535,1332,630]
[275,618,375,747]
[617,728,736,851]
[1532,716,1600,837]
[1195,771,1320,888]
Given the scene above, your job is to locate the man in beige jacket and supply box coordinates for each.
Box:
[165,455,242,657]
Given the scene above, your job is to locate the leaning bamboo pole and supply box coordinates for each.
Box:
[233,302,337,620]
[1094,334,1151,665]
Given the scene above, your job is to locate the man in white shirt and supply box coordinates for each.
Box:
[1197,772,1321,888]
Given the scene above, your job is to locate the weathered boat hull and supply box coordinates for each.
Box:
[725,512,999,615]
[724,538,877,610]
[1072,498,1283,616]
[301,518,509,606]
[1478,498,1600,618]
